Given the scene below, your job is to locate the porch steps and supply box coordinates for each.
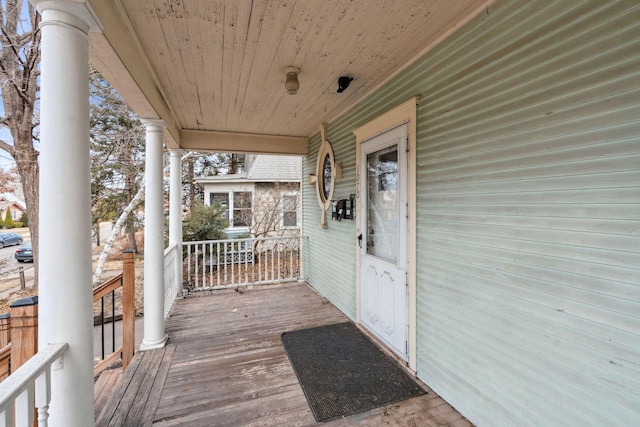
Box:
[95,345,176,427]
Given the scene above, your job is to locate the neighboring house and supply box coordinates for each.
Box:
[197,155,302,238]
[0,193,26,223]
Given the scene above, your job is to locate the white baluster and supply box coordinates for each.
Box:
[35,367,51,427]
[0,407,14,427]
[15,383,35,426]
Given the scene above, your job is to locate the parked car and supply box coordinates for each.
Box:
[15,242,33,263]
[0,232,23,248]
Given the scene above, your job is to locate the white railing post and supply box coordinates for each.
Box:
[0,343,69,427]
[15,383,35,426]
[163,244,183,319]
[300,236,307,281]
[1,405,13,426]
[35,368,51,427]
[181,236,305,291]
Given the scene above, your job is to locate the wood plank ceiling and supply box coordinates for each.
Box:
[87,0,491,151]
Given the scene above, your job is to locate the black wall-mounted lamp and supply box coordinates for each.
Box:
[337,76,353,93]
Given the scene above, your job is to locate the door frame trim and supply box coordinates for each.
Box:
[353,96,419,371]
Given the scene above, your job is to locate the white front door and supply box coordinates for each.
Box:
[359,124,408,361]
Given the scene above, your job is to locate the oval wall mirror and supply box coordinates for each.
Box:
[321,153,332,200]
[316,123,336,228]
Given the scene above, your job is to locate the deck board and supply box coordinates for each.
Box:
[99,282,472,426]
[96,345,176,427]
[94,368,123,420]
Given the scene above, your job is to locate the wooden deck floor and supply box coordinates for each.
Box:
[96,282,472,426]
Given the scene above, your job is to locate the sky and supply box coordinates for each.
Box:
[0,108,18,171]
[0,129,17,170]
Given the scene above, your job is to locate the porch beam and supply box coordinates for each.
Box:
[35,4,95,425]
[180,129,309,155]
[140,119,168,350]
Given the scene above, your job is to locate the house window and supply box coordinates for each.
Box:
[210,193,229,224]
[233,192,252,227]
[282,193,298,228]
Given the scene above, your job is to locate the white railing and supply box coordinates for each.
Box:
[183,236,306,292]
[0,342,69,427]
[163,243,182,318]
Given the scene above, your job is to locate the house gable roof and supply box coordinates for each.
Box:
[246,156,301,182]
[0,193,26,211]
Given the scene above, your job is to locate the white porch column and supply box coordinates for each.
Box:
[36,5,95,426]
[169,149,184,296]
[140,119,168,350]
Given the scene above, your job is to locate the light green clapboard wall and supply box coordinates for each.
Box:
[302,1,640,425]
[303,129,358,318]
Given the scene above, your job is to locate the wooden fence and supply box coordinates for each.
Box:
[0,250,136,382]
[92,250,136,374]
[0,296,38,382]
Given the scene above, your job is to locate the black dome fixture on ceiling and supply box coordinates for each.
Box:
[337,76,353,93]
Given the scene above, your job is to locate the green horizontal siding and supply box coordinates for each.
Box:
[303,131,358,319]
[414,2,640,425]
[302,1,640,425]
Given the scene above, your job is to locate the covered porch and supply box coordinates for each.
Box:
[0,0,493,424]
[95,282,470,427]
[2,0,638,425]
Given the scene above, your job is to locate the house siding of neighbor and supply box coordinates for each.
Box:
[302,1,640,426]
[199,155,302,237]
[0,194,26,223]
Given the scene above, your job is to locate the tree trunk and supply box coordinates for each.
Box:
[122,141,139,253]
[93,180,145,285]
[17,151,39,286]
[188,157,195,210]
[95,220,101,247]
[0,2,41,287]
[229,154,239,174]
[127,228,138,253]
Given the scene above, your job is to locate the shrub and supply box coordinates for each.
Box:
[182,200,227,242]
[4,210,14,228]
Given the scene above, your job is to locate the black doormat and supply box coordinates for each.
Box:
[281,322,426,422]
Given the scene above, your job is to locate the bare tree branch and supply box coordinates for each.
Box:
[0,139,15,158]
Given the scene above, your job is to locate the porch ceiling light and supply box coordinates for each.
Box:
[285,67,300,95]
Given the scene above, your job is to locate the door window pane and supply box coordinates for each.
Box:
[366,145,398,263]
